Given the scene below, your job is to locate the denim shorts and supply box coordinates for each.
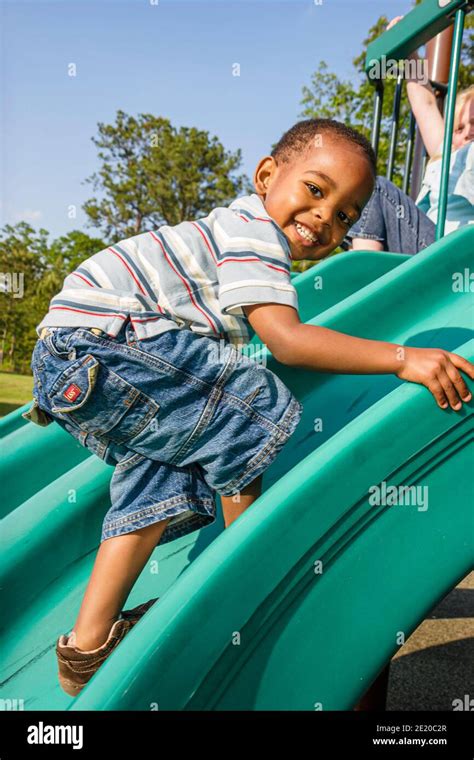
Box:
[29,321,303,546]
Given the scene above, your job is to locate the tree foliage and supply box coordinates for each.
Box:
[0,225,105,373]
[83,110,251,239]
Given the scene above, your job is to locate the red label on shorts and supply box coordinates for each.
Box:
[64,383,82,402]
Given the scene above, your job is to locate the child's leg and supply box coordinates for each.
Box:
[346,175,436,254]
[220,474,262,528]
[351,238,384,252]
[73,471,262,651]
[73,517,171,651]
[72,471,262,650]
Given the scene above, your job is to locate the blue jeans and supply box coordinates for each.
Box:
[29,322,303,546]
[345,176,436,254]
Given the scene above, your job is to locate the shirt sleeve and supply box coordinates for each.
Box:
[213,209,299,317]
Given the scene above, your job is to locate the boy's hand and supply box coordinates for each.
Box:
[395,347,474,410]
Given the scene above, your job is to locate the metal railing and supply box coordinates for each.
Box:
[365,0,472,240]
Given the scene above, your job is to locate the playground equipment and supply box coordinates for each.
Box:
[366,0,473,237]
[0,0,472,710]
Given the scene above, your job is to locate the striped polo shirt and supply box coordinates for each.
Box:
[37,192,298,348]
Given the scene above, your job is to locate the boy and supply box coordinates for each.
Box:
[27,118,473,696]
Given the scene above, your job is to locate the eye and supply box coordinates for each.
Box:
[306,183,323,198]
[306,181,354,226]
[338,211,352,226]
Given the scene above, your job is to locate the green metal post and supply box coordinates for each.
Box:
[436,8,466,240]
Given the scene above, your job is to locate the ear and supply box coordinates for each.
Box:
[253,156,277,196]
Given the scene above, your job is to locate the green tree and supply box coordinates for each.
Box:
[83,110,252,239]
[0,224,105,372]
[39,230,105,302]
[0,223,49,373]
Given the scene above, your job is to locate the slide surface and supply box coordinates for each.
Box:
[1,233,472,711]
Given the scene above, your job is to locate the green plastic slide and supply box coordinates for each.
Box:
[1,231,472,710]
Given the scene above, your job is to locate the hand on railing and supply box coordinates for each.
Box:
[395,347,473,411]
[386,15,404,32]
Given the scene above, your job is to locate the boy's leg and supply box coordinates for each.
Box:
[220,474,262,528]
[73,518,171,651]
[72,468,262,650]
[73,471,263,651]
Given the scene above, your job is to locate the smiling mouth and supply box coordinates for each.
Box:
[293,220,319,246]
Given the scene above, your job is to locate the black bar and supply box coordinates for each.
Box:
[1,709,474,758]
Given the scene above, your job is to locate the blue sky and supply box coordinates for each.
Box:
[1,0,415,239]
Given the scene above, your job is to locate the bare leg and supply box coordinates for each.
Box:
[220,474,263,528]
[350,238,384,251]
[72,473,262,651]
[72,517,171,651]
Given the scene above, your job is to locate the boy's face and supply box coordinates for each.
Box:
[253,134,375,261]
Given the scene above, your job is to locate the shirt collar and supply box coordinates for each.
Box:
[228,193,292,258]
[228,192,270,218]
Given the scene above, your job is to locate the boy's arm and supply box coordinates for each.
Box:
[243,302,474,411]
[387,16,444,158]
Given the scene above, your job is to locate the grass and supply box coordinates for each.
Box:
[0,371,34,417]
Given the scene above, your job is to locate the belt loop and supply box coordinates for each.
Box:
[125,321,136,346]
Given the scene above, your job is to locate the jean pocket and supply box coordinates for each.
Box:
[47,353,160,444]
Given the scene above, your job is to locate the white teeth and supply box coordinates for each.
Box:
[295,221,318,243]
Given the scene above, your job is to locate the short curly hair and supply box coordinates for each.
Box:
[271,118,376,177]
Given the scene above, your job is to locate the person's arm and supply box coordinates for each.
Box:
[243,302,474,411]
[387,16,444,158]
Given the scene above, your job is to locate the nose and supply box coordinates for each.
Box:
[312,207,333,244]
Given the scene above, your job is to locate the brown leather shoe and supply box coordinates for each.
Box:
[56,598,159,697]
